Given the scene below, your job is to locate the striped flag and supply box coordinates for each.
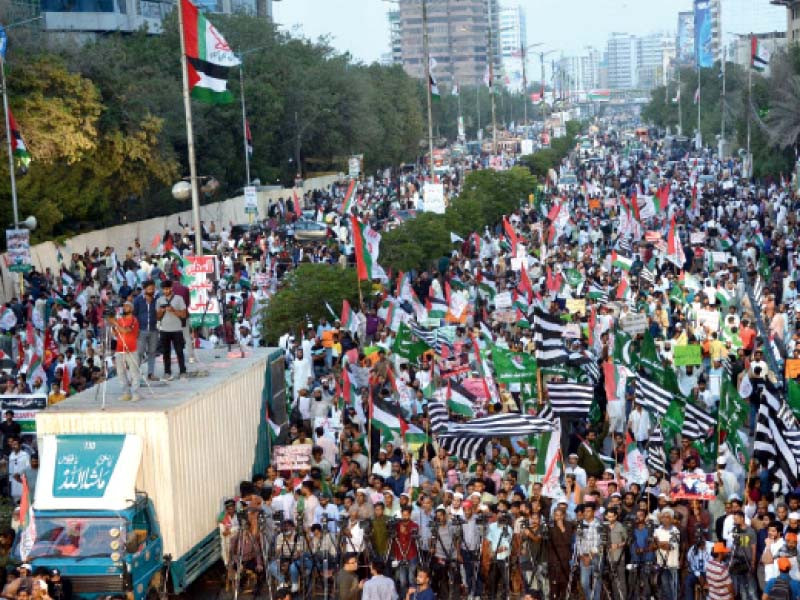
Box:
[681,400,717,440]
[533,306,568,366]
[436,434,486,460]
[587,283,609,304]
[634,376,672,417]
[478,270,497,298]
[181,0,240,104]
[546,381,593,415]
[429,401,554,436]
[754,385,800,492]
[646,424,669,475]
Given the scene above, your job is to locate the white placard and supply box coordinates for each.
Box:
[244,186,258,215]
[422,183,446,214]
[494,291,512,309]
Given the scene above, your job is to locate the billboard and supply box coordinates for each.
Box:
[694,0,713,68]
[677,11,695,64]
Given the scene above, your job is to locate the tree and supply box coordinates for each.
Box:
[259,263,360,345]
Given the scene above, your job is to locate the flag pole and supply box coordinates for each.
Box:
[239,62,250,186]
[1,57,19,229]
[176,0,204,257]
[421,0,434,179]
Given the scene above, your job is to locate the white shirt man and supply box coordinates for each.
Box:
[654,510,681,569]
[627,405,651,443]
[564,454,587,488]
[8,439,30,502]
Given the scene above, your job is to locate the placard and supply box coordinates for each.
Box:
[254,272,269,289]
[422,183,445,214]
[5,229,31,273]
[243,186,258,215]
[494,291,512,309]
[185,255,221,328]
[689,232,706,245]
[566,298,586,316]
[348,155,362,178]
[673,344,702,366]
[786,359,800,380]
[621,313,648,335]
[671,472,715,500]
[710,252,732,266]
[274,444,312,471]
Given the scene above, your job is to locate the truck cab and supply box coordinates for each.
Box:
[16,435,165,599]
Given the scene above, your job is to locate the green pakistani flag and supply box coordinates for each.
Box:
[565,268,584,289]
[719,377,747,432]
[663,399,685,439]
[638,330,661,371]
[759,253,771,280]
[392,323,429,362]
[788,379,800,421]
[492,345,538,383]
[613,331,634,366]
[669,283,685,305]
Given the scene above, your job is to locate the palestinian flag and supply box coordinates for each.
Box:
[447,380,476,418]
[26,353,45,384]
[716,286,733,307]
[350,215,374,281]
[341,179,357,215]
[611,250,632,271]
[427,292,448,320]
[18,475,36,561]
[181,0,240,104]
[751,35,770,72]
[403,423,429,451]
[370,393,407,442]
[341,299,358,334]
[267,418,281,443]
[7,108,31,168]
[429,74,440,100]
[478,271,497,298]
[245,118,253,156]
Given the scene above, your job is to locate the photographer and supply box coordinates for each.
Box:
[654,509,681,600]
[519,511,548,597]
[684,527,711,600]
[431,506,460,599]
[627,508,654,600]
[155,280,188,381]
[575,502,602,600]
[460,500,483,600]
[729,510,758,600]
[106,299,140,402]
[391,505,419,600]
[485,508,514,599]
[547,506,574,600]
[605,508,627,600]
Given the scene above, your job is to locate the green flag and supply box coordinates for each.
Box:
[719,377,747,432]
[565,268,584,289]
[669,283,685,305]
[788,379,800,421]
[759,253,771,280]
[392,323,429,362]
[613,330,634,366]
[663,399,685,439]
[639,330,661,371]
[492,345,538,383]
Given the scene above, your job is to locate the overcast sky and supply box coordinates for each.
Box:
[273,0,787,63]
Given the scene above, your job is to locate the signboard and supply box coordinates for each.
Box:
[0,395,46,434]
[494,291,512,309]
[243,186,258,215]
[52,434,126,498]
[422,183,446,214]
[694,0,713,68]
[520,139,534,156]
[566,298,586,316]
[621,313,648,335]
[786,359,800,380]
[254,272,269,289]
[274,444,312,471]
[689,232,706,245]
[185,255,221,328]
[5,229,31,273]
[348,155,362,178]
[671,472,715,500]
[674,344,702,366]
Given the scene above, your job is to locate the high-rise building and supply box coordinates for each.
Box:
[395,0,501,88]
[498,2,526,92]
[676,11,695,65]
[771,0,800,43]
[556,47,601,97]
[388,9,403,65]
[606,33,638,90]
[638,33,675,90]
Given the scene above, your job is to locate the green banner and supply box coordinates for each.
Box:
[673,344,702,366]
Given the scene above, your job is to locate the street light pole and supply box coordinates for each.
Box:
[487,0,497,155]
[422,0,434,177]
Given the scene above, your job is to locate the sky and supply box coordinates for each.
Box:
[273,0,787,63]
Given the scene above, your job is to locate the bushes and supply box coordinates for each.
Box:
[518,119,583,180]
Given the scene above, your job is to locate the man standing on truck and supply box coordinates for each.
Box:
[107,300,140,402]
[133,279,159,381]
[155,280,188,381]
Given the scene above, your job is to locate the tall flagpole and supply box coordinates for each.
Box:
[176,0,204,256]
[746,33,752,178]
[1,58,18,229]
[239,63,250,185]
[421,0,434,178]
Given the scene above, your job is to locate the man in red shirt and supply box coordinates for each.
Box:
[108,300,140,402]
[391,505,419,600]
[739,318,757,353]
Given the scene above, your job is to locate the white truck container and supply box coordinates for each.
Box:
[29,347,285,598]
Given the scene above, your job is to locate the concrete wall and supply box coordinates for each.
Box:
[0,174,340,303]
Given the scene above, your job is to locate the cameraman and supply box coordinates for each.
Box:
[106,300,140,402]
[627,508,654,599]
[684,527,711,600]
[654,509,680,600]
[431,506,459,599]
[576,502,601,600]
[391,505,419,600]
[605,508,627,600]
[728,510,757,600]
[460,500,483,600]
[519,511,548,597]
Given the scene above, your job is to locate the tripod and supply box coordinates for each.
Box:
[519,523,548,598]
[566,526,583,600]
[431,521,460,600]
[97,314,157,408]
[486,521,513,600]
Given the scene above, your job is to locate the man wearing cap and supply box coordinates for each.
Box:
[654,509,681,600]
[564,453,587,488]
[155,280,188,381]
[763,557,800,600]
[704,542,734,600]
[107,299,140,401]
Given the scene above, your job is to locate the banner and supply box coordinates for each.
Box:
[5,229,32,273]
[673,344,702,366]
[274,445,312,470]
[0,395,46,436]
[422,183,445,214]
[185,255,222,328]
[671,472,715,500]
[694,0,713,68]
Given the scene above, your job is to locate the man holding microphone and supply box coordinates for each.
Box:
[107,299,140,401]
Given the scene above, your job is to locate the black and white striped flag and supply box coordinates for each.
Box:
[616,237,632,255]
[546,382,593,415]
[436,434,488,460]
[428,401,449,432]
[754,385,800,492]
[533,306,568,366]
[640,265,655,286]
[681,401,717,440]
[568,350,600,383]
[646,424,669,475]
[409,323,454,355]
[634,376,672,417]
[429,400,555,436]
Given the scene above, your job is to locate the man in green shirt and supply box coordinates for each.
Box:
[371,502,390,558]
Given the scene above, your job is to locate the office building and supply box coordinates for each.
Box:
[770,0,800,42]
[41,0,271,35]
[556,47,601,96]
[638,33,675,90]
[498,2,525,92]
[676,11,695,65]
[395,0,501,87]
[388,9,403,65]
[607,33,638,89]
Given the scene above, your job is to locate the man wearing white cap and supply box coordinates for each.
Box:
[654,509,681,600]
[107,299,141,402]
[564,453,587,488]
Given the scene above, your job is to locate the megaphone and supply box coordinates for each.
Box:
[20,215,36,230]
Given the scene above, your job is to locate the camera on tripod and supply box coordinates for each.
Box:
[272,509,285,523]
[103,300,121,318]
[497,513,513,527]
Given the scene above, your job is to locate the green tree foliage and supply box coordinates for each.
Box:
[0,13,425,241]
[259,263,360,345]
[380,167,536,273]
[517,119,581,180]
